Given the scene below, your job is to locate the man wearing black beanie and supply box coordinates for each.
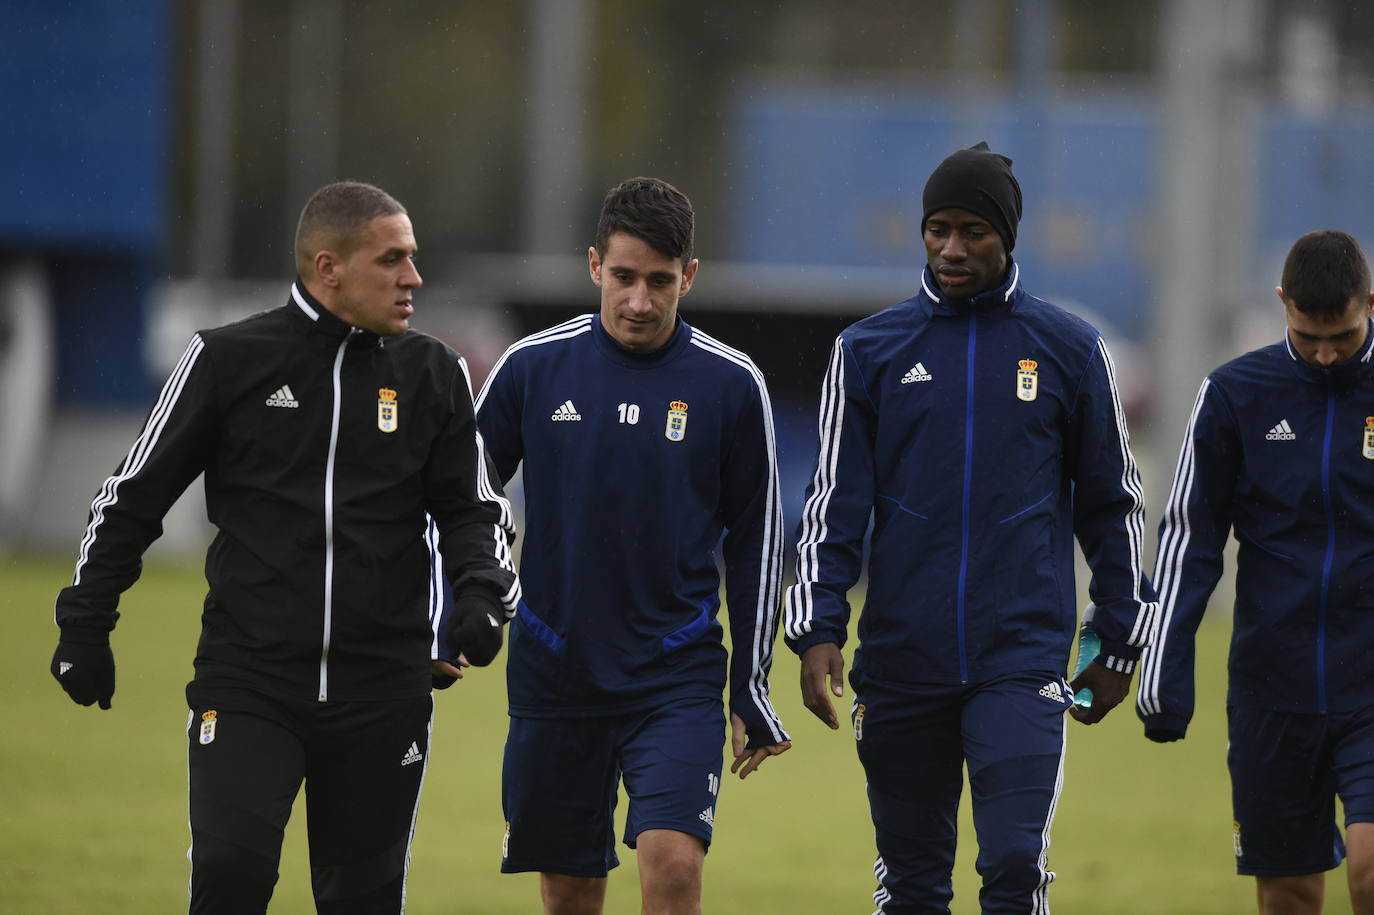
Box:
[785,143,1156,912]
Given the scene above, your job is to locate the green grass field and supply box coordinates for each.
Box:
[1,553,1346,913]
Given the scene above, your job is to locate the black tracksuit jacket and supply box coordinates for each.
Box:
[55,282,520,701]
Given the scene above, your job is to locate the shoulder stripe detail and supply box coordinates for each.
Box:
[1138,377,1211,717]
[786,336,847,641]
[474,315,594,411]
[688,333,788,742]
[73,335,206,586]
[688,327,753,365]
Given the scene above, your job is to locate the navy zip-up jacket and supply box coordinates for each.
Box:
[475,314,789,748]
[785,263,1156,685]
[1138,326,1374,738]
[54,283,520,701]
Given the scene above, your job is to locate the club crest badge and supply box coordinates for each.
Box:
[1233,821,1243,858]
[378,388,398,433]
[853,703,866,741]
[1364,417,1374,460]
[665,400,688,442]
[1016,359,1039,402]
[199,710,218,745]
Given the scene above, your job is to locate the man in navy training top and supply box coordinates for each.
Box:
[475,176,791,915]
[784,142,1157,913]
[1139,230,1374,915]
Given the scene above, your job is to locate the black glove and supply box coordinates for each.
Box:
[51,630,115,710]
[444,590,504,667]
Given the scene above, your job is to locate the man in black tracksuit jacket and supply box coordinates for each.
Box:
[49,181,519,913]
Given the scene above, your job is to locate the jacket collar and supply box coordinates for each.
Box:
[919,260,1023,317]
[288,280,383,347]
[589,313,691,368]
[1284,317,1374,388]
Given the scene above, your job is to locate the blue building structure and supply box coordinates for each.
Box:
[2,1,170,405]
[729,83,1374,342]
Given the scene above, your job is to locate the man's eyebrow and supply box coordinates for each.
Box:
[609,266,676,280]
[1293,327,1357,340]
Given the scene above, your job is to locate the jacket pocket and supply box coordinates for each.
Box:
[662,600,713,655]
[515,601,564,656]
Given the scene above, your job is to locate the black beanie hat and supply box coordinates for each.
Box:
[922,141,1023,252]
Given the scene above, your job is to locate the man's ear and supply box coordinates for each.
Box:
[1274,285,1286,306]
[314,249,343,288]
[679,258,700,297]
[587,246,602,287]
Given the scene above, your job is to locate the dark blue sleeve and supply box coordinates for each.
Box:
[784,336,876,655]
[1066,337,1158,672]
[1136,377,1238,739]
[474,350,525,487]
[719,363,789,748]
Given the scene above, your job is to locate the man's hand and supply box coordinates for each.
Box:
[51,634,115,709]
[430,657,467,690]
[729,713,791,779]
[444,591,504,667]
[800,642,845,729]
[1068,661,1131,725]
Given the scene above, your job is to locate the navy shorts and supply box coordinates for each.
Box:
[1228,703,1374,876]
[500,696,725,877]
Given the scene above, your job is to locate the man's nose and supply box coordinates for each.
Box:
[627,282,652,310]
[402,261,422,288]
[941,235,967,259]
[1315,343,1338,366]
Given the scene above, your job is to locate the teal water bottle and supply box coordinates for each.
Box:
[1070,604,1099,708]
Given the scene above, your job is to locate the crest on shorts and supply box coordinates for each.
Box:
[1233,820,1243,857]
[1016,359,1039,402]
[199,710,218,745]
[664,400,688,442]
[378,388,398,433]
[1363,417,1374,460]
[853,703,866,741]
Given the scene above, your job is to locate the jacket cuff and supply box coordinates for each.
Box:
[786,629,844,657]
[58,625,112,646]
[1142,712,1190,741]
[1094,634,1141,674]
[729,698,791,750]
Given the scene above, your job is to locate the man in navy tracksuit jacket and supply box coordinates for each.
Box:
[474,177,790,914]
[1138,230,1374,914]
[49,182,519,913]
[785,144,1156,913]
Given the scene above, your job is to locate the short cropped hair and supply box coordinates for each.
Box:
[594,177,694,265]
[295,181,406,277]
[1281,230,1371,318]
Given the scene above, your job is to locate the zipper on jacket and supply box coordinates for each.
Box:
[955,312,977,682]
[1316,390,1336,713]
[319,329,358,701]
